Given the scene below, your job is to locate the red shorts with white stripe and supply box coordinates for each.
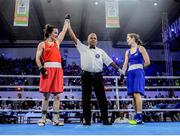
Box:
[39,68,64,93]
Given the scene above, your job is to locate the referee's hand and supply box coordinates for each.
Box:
[118,68,125,85]
[118,68,123,76]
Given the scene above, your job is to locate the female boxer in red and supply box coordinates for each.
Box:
[36,17,69,126]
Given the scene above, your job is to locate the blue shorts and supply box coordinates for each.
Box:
[127,69,145,96]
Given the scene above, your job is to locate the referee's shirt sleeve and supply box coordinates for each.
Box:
[101,50,113,66]
[75,39,87,53]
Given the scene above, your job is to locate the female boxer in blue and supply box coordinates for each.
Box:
[122,33,150,124]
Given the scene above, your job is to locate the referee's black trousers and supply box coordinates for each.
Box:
[81,71,108,123]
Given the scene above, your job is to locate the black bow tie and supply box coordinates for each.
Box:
[89,46,95,49]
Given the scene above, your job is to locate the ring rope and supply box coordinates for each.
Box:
[0,85,180,89]
[0,109,180,112]
[0,75,180,79]
[0,98,180,101]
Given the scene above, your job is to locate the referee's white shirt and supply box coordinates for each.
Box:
[76,39,113,72]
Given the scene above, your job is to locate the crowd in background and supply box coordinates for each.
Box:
[0,56,180,87]
[0,95,180,123]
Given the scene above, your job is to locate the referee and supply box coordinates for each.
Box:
[68,22,123,125]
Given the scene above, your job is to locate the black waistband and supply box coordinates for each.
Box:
[83,71,102,76]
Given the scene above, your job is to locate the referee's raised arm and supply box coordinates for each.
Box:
[68,22,78,45]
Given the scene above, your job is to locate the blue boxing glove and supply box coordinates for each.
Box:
[120,74,125,83]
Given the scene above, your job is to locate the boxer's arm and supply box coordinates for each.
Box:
[36,42,48,77]
[36,42,44,68]
[122,50,129,74]
[56,19,69,45]
[139,46,150,68]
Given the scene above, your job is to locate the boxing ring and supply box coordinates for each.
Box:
[0,75,180,135]
[0,123,180,135]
